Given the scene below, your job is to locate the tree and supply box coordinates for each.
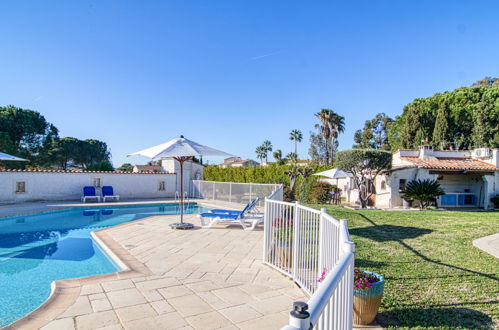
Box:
[308,132,328,165]
[471,76,499,87]
[329,112,345,161]
[402,179,444,209]
[255,146,266,164]
[286,152,298,164]
[432,101,450,149]
[0,105,59,166]
[353,113,393,150]
[289,129,303,155]
[284,166,300,199]
[314,109,344,165]
[118,163,134,172]
[262,140,272,163]
[273,149,286,165]
[336,149,392,208]
[392,85,499,150]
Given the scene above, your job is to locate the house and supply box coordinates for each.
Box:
[363,146,499,209]
[219,157,259,168]
[132,165,163,173]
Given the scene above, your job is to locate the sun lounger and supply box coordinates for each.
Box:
[199,198,263,230]
[81,186,101,203]
[209,197,261,215]
[102,186,120,202]
[199,212,263,231]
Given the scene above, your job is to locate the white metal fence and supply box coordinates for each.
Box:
[191,180,283,205]
[263,199,355,330]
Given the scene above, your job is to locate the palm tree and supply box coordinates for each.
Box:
[286,152,298,164]
[330,113,345,161]
[314,109,345,165]
[273,149,285,165]
[255,146,266,164]
[402,179,444,209]
[315,109,333,165]
[289,129,303,156]
[262,140,272,163]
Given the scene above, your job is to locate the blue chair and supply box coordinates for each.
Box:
[102,186,120,202]
[81,186,101,203]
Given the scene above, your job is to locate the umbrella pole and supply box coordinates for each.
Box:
[170,157,193,230]
[180,158,184,224]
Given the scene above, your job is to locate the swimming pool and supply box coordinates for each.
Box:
[0,203,208,327]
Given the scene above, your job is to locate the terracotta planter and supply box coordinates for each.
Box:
[353,271,384,325]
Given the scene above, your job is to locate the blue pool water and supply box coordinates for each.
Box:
[0,203,208,327]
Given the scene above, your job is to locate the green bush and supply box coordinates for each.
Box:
[204,164,333,188]
[311,181,334,204]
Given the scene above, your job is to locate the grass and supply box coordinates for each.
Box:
[311,205,499,329]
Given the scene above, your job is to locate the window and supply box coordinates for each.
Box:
[93,178,101,188]
[399,179,406,193]
[381,180,386,190]
[158,181,166,191]
[15,181,26,193]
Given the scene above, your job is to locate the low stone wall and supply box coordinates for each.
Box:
[0,170,178,202]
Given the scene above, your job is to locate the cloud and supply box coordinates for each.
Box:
[250,50,284,61]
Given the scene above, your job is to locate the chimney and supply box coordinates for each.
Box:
[419,144,435,160]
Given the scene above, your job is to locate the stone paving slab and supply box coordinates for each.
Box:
[473,232,499,258]
[8,212,307,330]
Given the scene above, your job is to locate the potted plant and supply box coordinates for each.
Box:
[353,269,385,325]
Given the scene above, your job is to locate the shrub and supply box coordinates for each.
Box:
[402,179,444,209]
[311,181,333,204]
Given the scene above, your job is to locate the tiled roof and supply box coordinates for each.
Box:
[0,169,174,175]
[134,165,162,170]
[400,157,497,171]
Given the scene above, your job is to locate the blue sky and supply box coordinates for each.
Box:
[1,1,498,166]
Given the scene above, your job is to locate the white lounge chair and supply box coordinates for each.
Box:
[199,197,263,230]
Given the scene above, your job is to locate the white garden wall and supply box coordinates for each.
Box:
[0,171,178,203]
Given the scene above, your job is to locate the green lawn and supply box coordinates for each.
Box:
[311,205,499,329]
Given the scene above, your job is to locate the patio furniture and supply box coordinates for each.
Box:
[198,210,263,231]
[209,197,261,216]
[81,186,101,203]
[102,186,120,202]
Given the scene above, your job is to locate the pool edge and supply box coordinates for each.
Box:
[3,216,156,330]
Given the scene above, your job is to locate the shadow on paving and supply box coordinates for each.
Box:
[376,307,495,329]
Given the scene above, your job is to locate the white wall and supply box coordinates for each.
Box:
[0,171,177,202]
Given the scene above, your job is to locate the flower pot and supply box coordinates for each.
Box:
[353,271,384,325]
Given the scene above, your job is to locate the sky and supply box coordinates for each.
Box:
[1,1,499,166]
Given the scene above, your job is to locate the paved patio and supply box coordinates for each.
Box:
[8,212,308,330]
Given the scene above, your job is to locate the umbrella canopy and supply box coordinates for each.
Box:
[127,137,233,159]
[313,168,352,179]
[128,136,233,229]
[0,152,28,161]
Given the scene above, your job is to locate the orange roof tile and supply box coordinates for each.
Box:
[400,157,497,171]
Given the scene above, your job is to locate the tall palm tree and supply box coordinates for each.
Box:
[314,109,345,165]
[255,146,266,164]
[330,112,345,161]
[289,129,303,155]
[315,109,333,165]
[262,140,272,163]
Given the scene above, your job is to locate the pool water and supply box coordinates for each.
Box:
[0,203,208,327]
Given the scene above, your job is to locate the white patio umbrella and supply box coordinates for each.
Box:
[128,136,233,229]
[313,168,352,186]
[0,152,28,161]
